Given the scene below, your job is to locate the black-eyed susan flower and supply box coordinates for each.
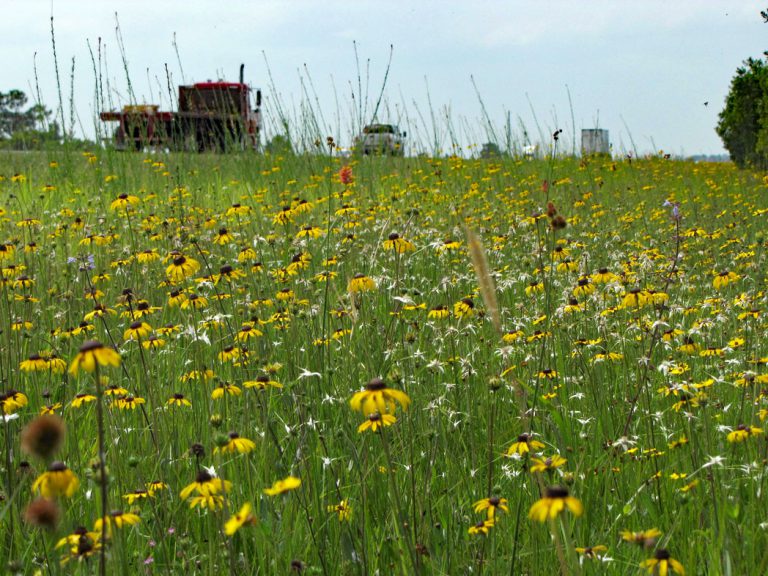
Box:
[244,375,283,390]
[572,277,594,298]
[166,393,191,408]
[213,227,234,245]
[528,486,583,522]
[123,490,152,505]
[620,527,661,547]
[726,424,763,443]
[556,259,578,273]
[180,470,232,500]
[111,395,146,410]
[84,304,116,321]
[263,476,301,496]
[383,233,415,253]
[296,226,323,239]
[525,281,544,296]
[157,323,180,336]
[68,340,120,376]
[95,510,141,536]
[32,461,79,498]
[677,337,699,354]
[13,275,35,289]
[225,502,256,535]
[20,354,48,372]
[181,368,215,382]
[166,255,200,282]
[110,193,139,211]
[530,454,567,474]
[167,289,187,307]
[142,334,166,350]
[146,480,167,493]
[11,319,33,331]
[327,499,352,521]
[640,549,685,575]
[468,518,495,535]
[592,268,618,284]
[218,346,240,362]
[563,298,585,313]
[348,273,376,293]
[428,305,450,320]
[226,203,252,217]
[136,249,160,264]
[350,377,410,416]
[358,412,397,433]
[473,496,509,520]
[212,382,242,399]
[506,433,545,456]
[124,321,152,341]
[181,293,208,310]
[216,264,246,283]
[526,330,551,343]
[215,432,256,454]
[575,545,608,558]
[40,403,62,415]
[55,526,100,551]
[71,393,96,408]
[273,205,295,224]
[699,347,724,358]
[454,298,475,318]
[621,289,650,309]
[713,270,739,289]
[238,246,257,262]
[103,383,128,397]
[57,528,102,563]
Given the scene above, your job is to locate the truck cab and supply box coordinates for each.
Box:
[356,124,406,156]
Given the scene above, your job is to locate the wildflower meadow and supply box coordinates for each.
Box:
[1,147,767,575]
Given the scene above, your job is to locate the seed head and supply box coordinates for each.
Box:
[21,415,66,459]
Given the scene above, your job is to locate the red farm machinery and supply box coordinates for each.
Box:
[100,65,262,152]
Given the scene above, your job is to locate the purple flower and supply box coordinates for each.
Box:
[663,200,681,222]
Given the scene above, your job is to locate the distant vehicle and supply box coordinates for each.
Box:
[355,124,406,156]
[99,64,261,152]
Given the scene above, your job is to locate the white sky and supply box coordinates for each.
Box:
[1,0,765,155]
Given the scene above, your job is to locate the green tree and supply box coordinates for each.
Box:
[716,58,768,169]
[0,89,62,150]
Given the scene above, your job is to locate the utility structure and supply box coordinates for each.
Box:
[581,129,610,156]
[100,64,261,152]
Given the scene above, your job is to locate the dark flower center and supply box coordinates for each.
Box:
[79,340,104,353]
[195,470,213,483]
[366,378,386,391]
[545,486,569,499]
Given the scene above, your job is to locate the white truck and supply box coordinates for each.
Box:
[355,124,406,156]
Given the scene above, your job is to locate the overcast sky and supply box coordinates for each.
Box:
[2,1,765,155]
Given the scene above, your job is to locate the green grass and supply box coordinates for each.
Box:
[0,148,767,575]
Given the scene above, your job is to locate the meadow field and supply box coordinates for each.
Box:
[1,148,767,575]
